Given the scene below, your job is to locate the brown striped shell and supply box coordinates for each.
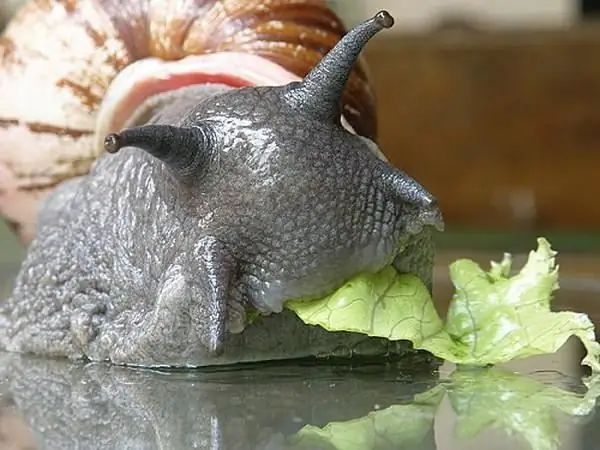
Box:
[0,0,378,242]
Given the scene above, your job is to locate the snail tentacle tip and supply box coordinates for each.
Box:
[104,133,122,154]
[374,10,394,29]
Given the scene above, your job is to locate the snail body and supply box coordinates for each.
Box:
[0,0,376,242]
[0,11,443,367]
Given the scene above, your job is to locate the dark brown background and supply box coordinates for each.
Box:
[363,24,600,233]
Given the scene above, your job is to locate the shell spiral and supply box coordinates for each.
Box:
[0,0,378,239]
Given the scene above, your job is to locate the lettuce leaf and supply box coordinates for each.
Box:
[286,238,600,370]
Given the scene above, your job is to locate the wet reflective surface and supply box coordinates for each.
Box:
[1,227,600,450]
[0,349,596,450]
[0,355,440,450]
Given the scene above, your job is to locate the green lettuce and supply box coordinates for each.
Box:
[288,368,600,450]
[286,238,600,370]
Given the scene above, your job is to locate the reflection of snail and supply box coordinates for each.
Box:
[0,353,440,450]
[4,352,595,450]
[0,0,376,243]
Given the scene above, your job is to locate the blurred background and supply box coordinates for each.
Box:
[329,0,600,253]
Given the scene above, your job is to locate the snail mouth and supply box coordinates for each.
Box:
[94,52,356,151]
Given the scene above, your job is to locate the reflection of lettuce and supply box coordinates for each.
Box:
[289,386,445,450]
[286,238,600,370]
[447,368,600,450]
[289,368,600,450]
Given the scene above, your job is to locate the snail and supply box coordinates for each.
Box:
[0,9,444,367]
[0,0,378,244]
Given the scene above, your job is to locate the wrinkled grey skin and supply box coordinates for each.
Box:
[0,353,439,450]
[0,12,443,367]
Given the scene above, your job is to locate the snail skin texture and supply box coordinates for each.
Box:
[0,11,444,367]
